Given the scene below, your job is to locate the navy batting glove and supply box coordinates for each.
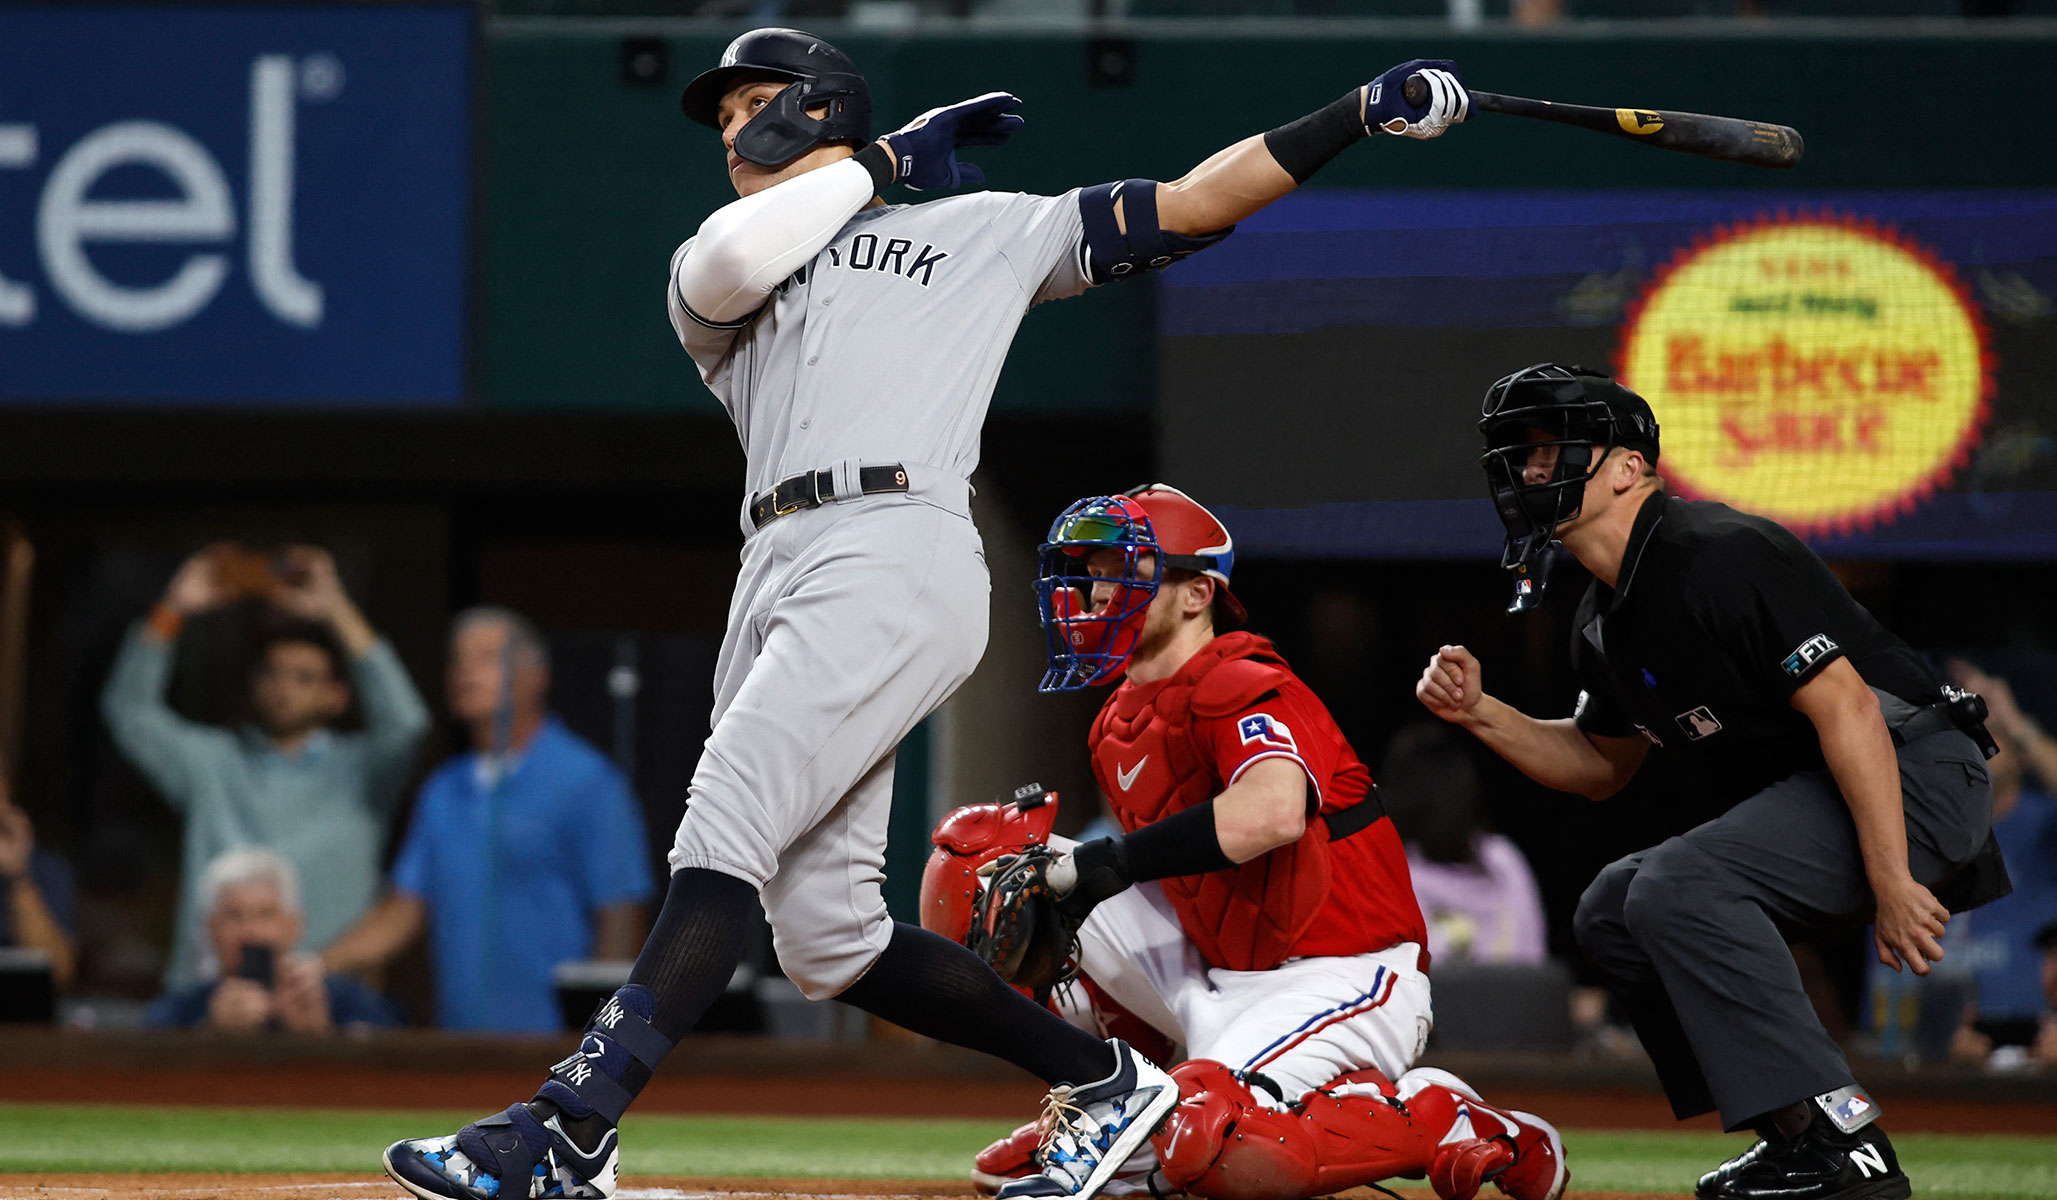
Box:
[882,91,1025,191]
[1363,59,1468,139]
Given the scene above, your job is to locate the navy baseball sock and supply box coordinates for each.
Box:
[837,921,1118,1086]
[630,867,760,1043]
[531,867,757,1149]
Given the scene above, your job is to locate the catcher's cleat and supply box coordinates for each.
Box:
[997,1039,1180,1200]
[1432,1137,1514,1200]
[383,1103,618,1200]
[1408,1069,1566,1200]
[1487,1110,1568,1200]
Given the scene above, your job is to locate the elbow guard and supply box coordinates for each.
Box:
[1078,179,1232,285]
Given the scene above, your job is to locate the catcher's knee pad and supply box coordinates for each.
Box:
[919,783,1059,945]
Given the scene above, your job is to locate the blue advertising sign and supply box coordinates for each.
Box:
[0,5,471,404]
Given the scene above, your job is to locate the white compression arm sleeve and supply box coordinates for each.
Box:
[673,156,878,325]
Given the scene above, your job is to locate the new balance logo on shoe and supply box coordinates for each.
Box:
[1849,1145,1888,1179]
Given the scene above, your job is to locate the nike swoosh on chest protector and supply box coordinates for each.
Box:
[1116,756,1148,792]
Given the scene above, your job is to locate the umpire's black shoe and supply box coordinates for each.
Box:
[1706,1119,1910,1200]
[1694,1128,1777,1199]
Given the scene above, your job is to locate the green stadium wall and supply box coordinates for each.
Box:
[483,25,2057,414]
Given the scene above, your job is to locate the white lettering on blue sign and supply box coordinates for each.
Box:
[0,54,331,333]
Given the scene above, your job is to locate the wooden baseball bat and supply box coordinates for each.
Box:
[1401,74,1803,169]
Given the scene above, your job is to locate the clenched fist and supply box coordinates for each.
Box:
[1417,644,1486,724]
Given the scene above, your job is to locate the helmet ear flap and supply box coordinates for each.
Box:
[733,75,862,167]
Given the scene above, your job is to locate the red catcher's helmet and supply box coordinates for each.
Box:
[1126,484,1248,628]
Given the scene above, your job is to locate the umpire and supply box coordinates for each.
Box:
[1417,363,2007,1200]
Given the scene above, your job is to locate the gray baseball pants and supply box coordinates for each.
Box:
[668,466,988,999]
[1573,726,1994,1130]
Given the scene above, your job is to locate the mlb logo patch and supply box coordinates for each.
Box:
[1675,706,1722,740]
[1238,713,1297,752]
[1782,633,1839,677]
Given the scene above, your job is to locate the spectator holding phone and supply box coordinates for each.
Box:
[146,846,401,1031]
[103,545,430,987]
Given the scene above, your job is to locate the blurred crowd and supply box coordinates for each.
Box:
[3,541,2054,1072]
[5,545,652,1036]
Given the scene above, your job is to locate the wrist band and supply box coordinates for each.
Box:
[1262,89,1368,185]
[146,605,184,641]
[1119,798,1234,881]
[853,142,896,193]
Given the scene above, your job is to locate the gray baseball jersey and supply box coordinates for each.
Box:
[662,187,1101,998]
[670,189,1091,529]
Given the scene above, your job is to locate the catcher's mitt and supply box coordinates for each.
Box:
[967,844,1081,999]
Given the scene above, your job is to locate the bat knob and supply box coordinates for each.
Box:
[1401,73,1430,108]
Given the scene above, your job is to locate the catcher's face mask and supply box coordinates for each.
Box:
[1479,363,1658,614]
[1035,495,1162,692]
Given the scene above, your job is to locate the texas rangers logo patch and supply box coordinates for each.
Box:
[1238,713,1297,752]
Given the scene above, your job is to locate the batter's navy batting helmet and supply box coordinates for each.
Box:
[680,28,873,170]
[1478,362,1661,613]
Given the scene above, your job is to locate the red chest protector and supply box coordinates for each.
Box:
[1090,632,1330,972]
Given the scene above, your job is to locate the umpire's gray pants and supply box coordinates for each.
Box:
[1573,726,1993,1130]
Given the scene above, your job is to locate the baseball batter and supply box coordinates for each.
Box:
[923,485,1565,1200]
[385,28,1470,1200]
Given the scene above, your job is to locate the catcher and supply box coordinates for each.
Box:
[922,485,1567,1200]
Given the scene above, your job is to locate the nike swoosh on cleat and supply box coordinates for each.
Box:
[543,1116,618,1174]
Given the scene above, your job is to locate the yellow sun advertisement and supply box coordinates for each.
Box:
[1619,215,1992,534]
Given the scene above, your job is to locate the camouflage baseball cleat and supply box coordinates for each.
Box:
[384,1103,618,1200]
[997,1039,1180,1200]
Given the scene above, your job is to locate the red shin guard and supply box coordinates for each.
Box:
[1154,1061,1433,1200]
[1152,1062,1566,1200]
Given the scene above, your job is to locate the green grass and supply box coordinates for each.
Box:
[0,1105,2051,1200]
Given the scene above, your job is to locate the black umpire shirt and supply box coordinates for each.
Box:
[1569,492,1942,805]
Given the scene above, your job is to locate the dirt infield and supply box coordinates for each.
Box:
[0,1177,1673,1200]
